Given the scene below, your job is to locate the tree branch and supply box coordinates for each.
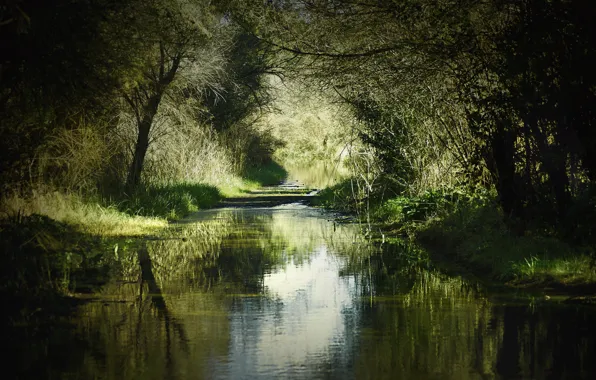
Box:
[260,37,398,59]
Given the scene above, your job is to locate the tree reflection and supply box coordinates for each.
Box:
[348,240,596,379]
[17,208,596,379]
[137,245,189,377]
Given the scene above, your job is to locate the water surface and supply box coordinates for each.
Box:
[10,205,596,379]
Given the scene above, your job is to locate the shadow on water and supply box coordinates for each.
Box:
[7,206,596,379]
[137,245,189,377]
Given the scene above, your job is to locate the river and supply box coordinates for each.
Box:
[8,201,596,379]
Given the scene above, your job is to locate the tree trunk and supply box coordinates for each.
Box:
[126,93,163,189]
[125,49,181,190]
[529,122,571,223]
[490,123,524,224]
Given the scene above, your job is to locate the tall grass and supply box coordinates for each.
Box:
[115,182,221,220]
[1,191,166,236]
[415,195,596,287]
[35,125,116,193]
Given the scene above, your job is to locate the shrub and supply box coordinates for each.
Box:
[116,183,221,220]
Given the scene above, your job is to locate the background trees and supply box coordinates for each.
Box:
[120,0,226,188]
[0,0,281,197]
[224,0,596,236]
[2,0,596,239]
[0,0,137,192]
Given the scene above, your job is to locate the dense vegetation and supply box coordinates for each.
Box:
[1,0,285,208]
[2,0,596,310]
[222,0,596,287]
[0,0,289,315]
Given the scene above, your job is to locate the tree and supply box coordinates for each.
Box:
[0,0,145,191]
[225,0,491,191]
[200,26,285,170]
[121,0,225,189]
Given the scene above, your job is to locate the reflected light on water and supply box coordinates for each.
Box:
[7,206,596,380]
[252,247,354,368]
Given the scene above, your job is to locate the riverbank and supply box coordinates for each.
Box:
[0,162,289,319]
[314,181,596,297]
[413,202,596,296]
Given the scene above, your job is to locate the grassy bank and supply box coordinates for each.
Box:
[2,191,168,236]
[0,162,288,318]
[414,197,596,292]
[1,189,171,321]
[242,161,288,188]
[316,179,596,293]
[113,182,222,220]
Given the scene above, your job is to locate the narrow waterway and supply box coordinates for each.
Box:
[9,195,596,379]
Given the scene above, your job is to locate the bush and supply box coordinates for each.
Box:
[242,160,288,186]
[313,179,361,212]
[116,183,221,220]
[374,188,474,225]
[416,195,596,285]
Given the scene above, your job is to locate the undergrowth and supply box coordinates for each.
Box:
[314,179,361,211]
[114,182,222,220]
[416,196,596,288]
[317,181,596,289]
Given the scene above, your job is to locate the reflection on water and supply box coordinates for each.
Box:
[284,162,348,189]
[10,206,596,379]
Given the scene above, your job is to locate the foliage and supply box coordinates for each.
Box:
[227,0,596,240]
[1,0,281,202]
[116,183,221,220]
[350,98,414,195]
[120,0,228,188]
[314,179,361,212]
[416,196,596,286]
[263,79,353,167]
[375,190,460,225]
[0,0,141,192]
[242,160,287,187]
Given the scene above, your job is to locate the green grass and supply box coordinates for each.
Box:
[2,191,167,236]
[415,197,596,289]
[115,182,221,220]
[312,178,361,211]
[242,160,288,187]
[315,182,596,290]
[0,181,224,318]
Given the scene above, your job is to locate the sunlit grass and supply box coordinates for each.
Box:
[218,177,261,197]
[114,182,221,220]
[1,191,167,236]
[510,254,596,285]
